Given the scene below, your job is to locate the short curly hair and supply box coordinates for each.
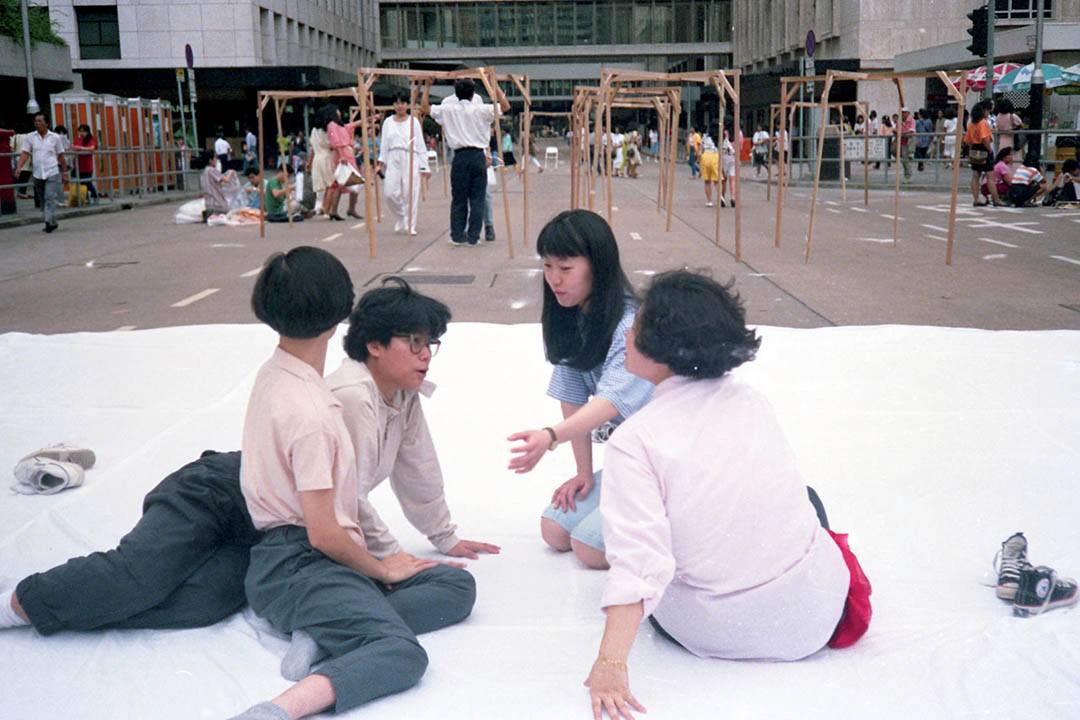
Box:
[343,277,450,361]
[634,271,760,379]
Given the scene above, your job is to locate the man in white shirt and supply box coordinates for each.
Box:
[14,112,68,233]
[421,76,509,245]
[214,129,231,168]
[751,124,770,176]
[245,127,257,159]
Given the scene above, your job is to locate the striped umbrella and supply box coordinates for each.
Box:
[952,63,1023,91]
[995,63,1080,92]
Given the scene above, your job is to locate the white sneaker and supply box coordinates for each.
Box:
[19,444,95,470]
[409,228,418,236]
[393,219,404,234]
[12,457,85,495]
[705,201,714,207]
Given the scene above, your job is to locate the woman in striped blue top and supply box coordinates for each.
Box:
[508,210,654,569]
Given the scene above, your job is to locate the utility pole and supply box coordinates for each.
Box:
[20,0,39,114]
[1027,0,1046,162]
[983,1,995,101]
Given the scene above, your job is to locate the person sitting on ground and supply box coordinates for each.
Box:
[244,167,264,209]
[195,150,236,221]
[981,148,1013,206]
[231,247,477,720]
[1046,158,1079,205]
[1007,156,1048,207]
[583,270,870,720]
[264,164,313,222]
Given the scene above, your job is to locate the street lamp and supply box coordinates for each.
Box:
[21,0,40,114]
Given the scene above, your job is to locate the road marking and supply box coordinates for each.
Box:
[634,269,657,276]
[959,217,1043,234]
[855,237,895,243]
[978,237,1019,248]
[747,273,776,277]
[351,222,365,230]
[824,200,840,206]
[240,268,262,278]
[1051,255,1080,267]
[629,232,642,240]
[850,207,869,213]
[827,208,842,214]
[880,214,900,220]
[983,254,1007,260]
[612,206,619,211]
[210,243,245,248]
[927,235,947,242]
[322,232,343,243]
[110,308,131,315]
[510,300,527,309]
[171,288,220,308]
[1045,212,1080,217]
[114,325,136,332]
[921,223,949,233]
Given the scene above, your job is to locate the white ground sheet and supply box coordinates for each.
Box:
[1,323,1078,719]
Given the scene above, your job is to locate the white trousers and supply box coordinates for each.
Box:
[383,150,423,231]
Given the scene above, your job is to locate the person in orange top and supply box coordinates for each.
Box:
[964,102,998,206]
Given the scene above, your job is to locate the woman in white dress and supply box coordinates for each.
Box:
[942,108,958,160]
[377,91,430,235]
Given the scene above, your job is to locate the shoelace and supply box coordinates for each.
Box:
[993,544,1029,581]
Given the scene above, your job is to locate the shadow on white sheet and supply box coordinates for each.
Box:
[1,323,1078,719]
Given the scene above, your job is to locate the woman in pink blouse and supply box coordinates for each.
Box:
[318,104,365,220]
[585,271,869,720]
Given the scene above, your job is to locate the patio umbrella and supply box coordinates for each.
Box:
[994,63,1080,92]
[952,63,1023,91]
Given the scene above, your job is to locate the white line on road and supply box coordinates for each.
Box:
[979,237,1019,248]
[855,237,895,243]
[825,201,840,206]
[209,243,245,248]
[927,235,947,242]
[171,288,220,308]
[114,325,136,332]
[1045,212,1080,217]
[850,207,869,213]
[880,214,900,220]
[747,273,776,277]
[351,222,365,230]
[1050,255,1080,267]
[240,268,262,278]
[983,254,1007,260]
[827,208,842,214]
[510,300,527,309]
[322,232,343,243]
[921,223,949,233]
[629,232,642,240]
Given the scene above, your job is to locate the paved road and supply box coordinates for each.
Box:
[2,158,1078,334]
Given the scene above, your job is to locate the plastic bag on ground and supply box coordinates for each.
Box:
[174,198,206,224]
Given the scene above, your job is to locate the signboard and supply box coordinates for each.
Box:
[175,68,185,81]
[806,30,816,58]
[185,43,194,69]
[843,136,888,161]
[187,68,197,104]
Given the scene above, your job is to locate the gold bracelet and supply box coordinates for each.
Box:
[596,655,627,671]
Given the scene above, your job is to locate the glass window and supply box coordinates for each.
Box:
[633,2,651,44]
[405,5,419,48]
[441,6,457,47]
[76,7,121,60]
[497,4,517,46]
[574,2,594,45]
[479,4,497,46]
[653,4,673,44]
[420,6,438,48]
[674,2,691,43]
[458,4,476,46]
[595,2,612,44]
[613,2,632,44]
[519,3,537,45]
[536,3,555,45]
[555,2,574,45]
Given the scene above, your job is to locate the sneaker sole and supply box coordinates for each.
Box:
[996,584,1018,600]
[1013,592,1079,617]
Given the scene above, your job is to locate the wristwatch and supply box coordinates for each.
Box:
[542,426,559,451]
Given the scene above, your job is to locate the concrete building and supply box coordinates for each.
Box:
[3,35,74,130]
[733,0,1080,130]
[42,0,380,146]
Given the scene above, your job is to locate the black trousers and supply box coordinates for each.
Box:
[449,147,486,243]
[17,450,259,635]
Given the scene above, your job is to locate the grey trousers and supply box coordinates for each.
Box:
[34,174,62,226]
[245,526,476,713]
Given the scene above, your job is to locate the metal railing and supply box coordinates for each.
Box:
[3,144,200,213]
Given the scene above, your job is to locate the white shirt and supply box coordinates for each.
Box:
[599,375,848,660]
[20,130,65,180]
[430,94,495,150]
[377,116,430,173]
[775,130,790,151]
[245,131,257,152]
[752,130,769,148]
[214,137,231,157]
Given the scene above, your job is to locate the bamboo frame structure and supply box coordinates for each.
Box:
[769,101,869,206]
[586,69,744,261]
[358,67,529,258]
[775,70,968,265]
[519,110,570,245]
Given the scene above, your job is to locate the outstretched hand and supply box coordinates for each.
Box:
[377,552,464,588]
[507,428,550,474]
[446,539,502,560]
[585,659,646,720]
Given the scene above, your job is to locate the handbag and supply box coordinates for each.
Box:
[968,145,989,164]
[487,166,497,188]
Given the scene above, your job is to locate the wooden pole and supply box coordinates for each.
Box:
[477,68,514,257]
[805,72,834,263]
[591,98,602,213]
[862,101,870,206]
[767,106,774,202]
[774,82,788,248]
[714,76,725,251]
[272,98,294,228]
[732,71,742,263]
[407,81,416,237]
[655,99,666,213]
[892,78,904,248]
[522,76,531,246]
[357,75,377,258]
[666,91,679,233]
[940,69,967,266]
[839,114,848,203]
[258,93,268,238]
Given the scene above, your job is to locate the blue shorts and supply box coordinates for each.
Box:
[540,470,604,551]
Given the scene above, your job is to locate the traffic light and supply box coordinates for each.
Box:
[967,5,988,58]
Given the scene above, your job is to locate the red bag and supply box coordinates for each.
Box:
[826,530,872,649]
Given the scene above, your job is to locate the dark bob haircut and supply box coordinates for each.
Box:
[635,270,760,379]
[343,277,451,362]
[315,103,341,132]
[536,209,636,371]
[390,90,411,105]
[251,246,354,339]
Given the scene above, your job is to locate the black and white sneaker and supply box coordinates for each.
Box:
[1013,565,1079,617]
[993,532,1031,600]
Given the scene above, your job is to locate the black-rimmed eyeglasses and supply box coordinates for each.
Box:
[392,333,441,356]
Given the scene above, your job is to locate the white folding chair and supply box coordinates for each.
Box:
[544,146,559,169]
[427,150,439,173]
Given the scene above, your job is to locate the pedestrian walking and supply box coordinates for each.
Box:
[377,91,430,236]
[14,112,68,233]
[421,76,510,246]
